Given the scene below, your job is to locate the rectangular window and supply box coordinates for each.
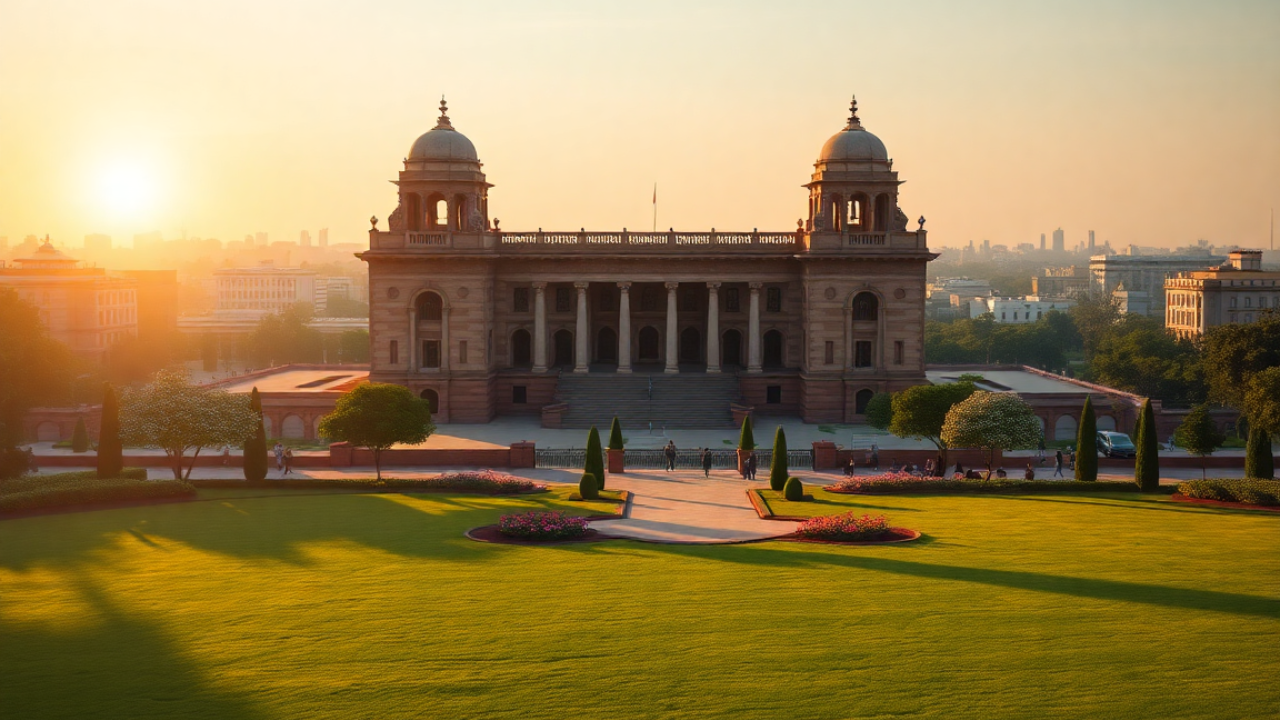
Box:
[766,385,782,404]
[423,340,441,369]
[894,341,904,365]
[824,341,834,365]
[390,340,399,365]
[459,340,468,364]
[854,340,873,368]
[639,287,659,312]
[513,287,529,313]
[725,287,741,313]
[555,287,572,313]
[678,286,698,312]
[766,287,782,313]
[512,386,527,404]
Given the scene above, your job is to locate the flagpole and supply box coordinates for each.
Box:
[652,182,657,233]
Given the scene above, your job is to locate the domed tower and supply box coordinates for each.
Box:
[805,96,909,235]
[388,98,492,233]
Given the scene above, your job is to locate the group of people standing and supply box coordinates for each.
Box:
[662,440,757,480]
[272,442,295,475]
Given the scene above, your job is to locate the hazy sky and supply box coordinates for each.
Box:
[2,0,1277,250]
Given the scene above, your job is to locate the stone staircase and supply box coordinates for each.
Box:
[554,371,740,429]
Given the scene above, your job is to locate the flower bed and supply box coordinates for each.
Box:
[497,510,591,540]
[1176,478,1280,507]
[826,473,1165,495]
[792,512,914,543]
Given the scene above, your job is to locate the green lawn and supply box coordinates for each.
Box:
[1,487,1277,719]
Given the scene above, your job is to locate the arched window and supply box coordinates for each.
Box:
[281,415,306,439]
[763,330,784,368]
[416,292,443,322]
[637,326,660,361]
[679,327,700,364]
[511,329,532,367]
[420,389,439,414]
[874,194,891,232]
[596,327,618,363]
[427,195,448,229]
[1054,415,1077,442]
[854,389,874,414]
[853,292,879,322]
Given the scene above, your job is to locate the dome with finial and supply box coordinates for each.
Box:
[408,96,479,163]
[818,95,889,164]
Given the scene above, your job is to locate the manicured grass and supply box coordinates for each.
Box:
[1,487,1277,719]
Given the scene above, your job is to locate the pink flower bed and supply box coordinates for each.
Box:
[826,471,928,492]
[429,470,546,494]
[794,512,890,541]
[497,510,591,540]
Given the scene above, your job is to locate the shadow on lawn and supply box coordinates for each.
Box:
[999,495,1280,516]
[0,579,266,719]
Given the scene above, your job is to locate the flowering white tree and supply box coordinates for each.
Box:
[119,369,259,480]
[940,391,1042,478]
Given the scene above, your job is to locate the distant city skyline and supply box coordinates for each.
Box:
[1,1,1276,250]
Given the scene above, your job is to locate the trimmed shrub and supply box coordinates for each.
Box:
[783,476,805,501]
[1245,425,1275,480]
[97,383,123,479]
[1177,478,1280,506]
[738,416,755,450]
[1134,398,1160,492]
[769,426,788,491]
[795,512,890,541]
[579,472,599,500]
[0,477,194,515]
[607,417,624,451]
[70,418,90,453]
[825,472,1169,495]
[497,510,590,540]
[1075,396,1098,481]
[584,426,605,490]
[243,387,269,484]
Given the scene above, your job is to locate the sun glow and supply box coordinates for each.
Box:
[94,160,162,220]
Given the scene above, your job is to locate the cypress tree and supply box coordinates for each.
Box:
[607,416,624,450]
[243,387,268,483]
[1134,398,1160,492]
[1075,396,1098,481]
[769,426,788,491]
[1245,424,1275,480]
[584,426,605,490]
[738,415,755,450]
[96,384,123,479]
[70,417,90,453]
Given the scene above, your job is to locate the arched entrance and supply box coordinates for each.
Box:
[420,388,439,414]
[281,415,306,439]
[596,327,618,363]
[511,329,531,367]
[1054,415,1077,442]
[1097,416,1117,432]
[722,329,742,368]
[763,330,784,369]
[637,326,660,362]
[853,292,879,321]
[854,389,874,414]
[552,330,574,367]
[679,327,700,364]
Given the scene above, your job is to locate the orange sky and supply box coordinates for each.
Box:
[1,0,1277,251]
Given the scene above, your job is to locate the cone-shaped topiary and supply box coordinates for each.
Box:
[584,426,605,490]
[783,476,805,501]
[243,387,269,484]
[1075,396,1098,481]
[579,472,599,500]
[769,426,789,491]
[96,383,123,479]
[1134,398,1160,492]
[1245,424,1275,480]
[738,415,755,450]
[70,417,90,453]
[607,416,624,451]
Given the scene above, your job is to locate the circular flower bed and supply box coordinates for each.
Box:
[497,510,591,541]
[791,512,918,544]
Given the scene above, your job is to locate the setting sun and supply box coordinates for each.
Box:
[94,160,162,221]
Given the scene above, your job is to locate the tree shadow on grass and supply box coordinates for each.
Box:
[998,495,1280,516]
[0,579,266,720]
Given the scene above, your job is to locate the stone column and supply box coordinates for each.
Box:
[706,282,721,374]
[617,282,632,374]
[440,306,450,371]
[532,282,547,372]
[574,281,589,374]
[664,282,679,374]
[408,308,418,373]
[748,282,762,373]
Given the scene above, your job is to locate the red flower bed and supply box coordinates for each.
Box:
[497,510,591,540]
[794,512,892,541]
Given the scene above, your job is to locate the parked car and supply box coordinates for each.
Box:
[1097,431,1137,459]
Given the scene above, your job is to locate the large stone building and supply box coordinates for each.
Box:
[1165,250,1280,339]
[1089,252,1225,317]
[360,98,936,425]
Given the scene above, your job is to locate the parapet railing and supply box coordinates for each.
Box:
[498,229,801,250]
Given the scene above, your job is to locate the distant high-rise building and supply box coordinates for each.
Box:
[319,228,328,247]
[1040,233,1046,250]
[254,232,268,247]
[1088,230,1095,249]
[1052,228,1065,252]
[300,230,311,248]
[84,234,112,252]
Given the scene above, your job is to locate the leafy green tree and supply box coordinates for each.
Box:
[0,288,76,453]
[1089,315,1205,407]
[738,416,755,450]
[1243,366,1280,440]
[584,426,605,490]
[607,417,624,451]
[96,383,123,479]
[1075,396,1098,481]
[1245,425,1274,480]
[244,302,324,367]
[243,387,268,483]
[70,418,90,453]
[120,369,260,480]
[318,383,435,481]
[769,426,788,491]
[1069,292,1122,361]
[1201,314,1280,410]
[889,381,976,470]
[864,392,894,430]
[1134,398,1160,492]
[1174,404,1227,480]
[941,391,1041,477]
[337,330,370,363]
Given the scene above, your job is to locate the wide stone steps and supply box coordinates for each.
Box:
[555,372,739,429]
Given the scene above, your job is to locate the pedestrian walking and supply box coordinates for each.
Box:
[1037,437,1046,464]
[923,459,935,477]
[701,447,713,478]
[746,451,757,481]
[870,444,880,470]
[1054,449,1065,478]
[283,447,294,475]
[1068,446,1076,470]
[664,441,677,472]
[273,442,285,472]
[1024,463,1036,480]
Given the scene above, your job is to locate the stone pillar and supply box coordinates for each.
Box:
[664,282,679,374]
[617,282,632,374]
[706,282,721,374]
[408,308,418,373]
[440,306,450,372]
[574,281,589,374]
[532,282,547,372]
[748,282,762,373]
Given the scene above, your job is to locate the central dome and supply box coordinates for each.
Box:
[408,98,479,163]
[818,96,889,163]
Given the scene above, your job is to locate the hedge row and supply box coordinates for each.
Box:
[192,470,546,495]
[0,468,149,494]
[825,478,1175,495]
[1177,479,1280,507]
[0,477,195,515]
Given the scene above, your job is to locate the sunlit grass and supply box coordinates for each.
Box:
[1,488,1276,719]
